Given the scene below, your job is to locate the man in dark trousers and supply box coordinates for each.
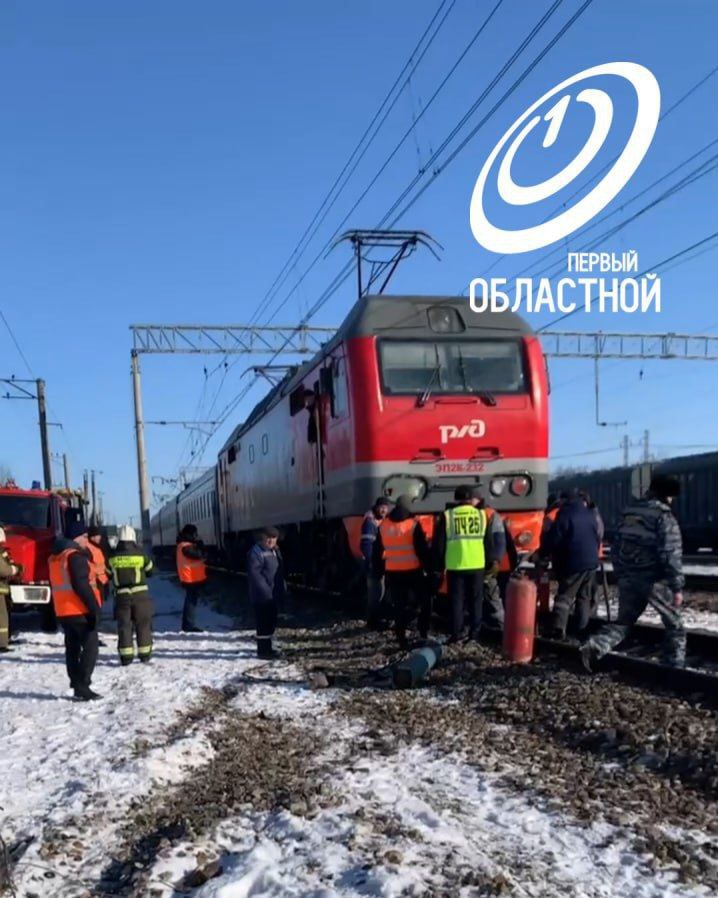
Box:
[247,527,286,659]
[582,473,685,670]
[360,496,392,629]
[543,489,600,639]
[433,486,493,644]
[108,525,155,665]
[176,524,207,632]
[48,522,103,700]
[372,494,432,649]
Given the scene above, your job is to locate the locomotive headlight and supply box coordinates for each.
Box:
[382,475,427,501]
[509,475,532,497]
[489,477,506,497]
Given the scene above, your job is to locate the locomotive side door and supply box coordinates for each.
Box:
[310,374,332,519]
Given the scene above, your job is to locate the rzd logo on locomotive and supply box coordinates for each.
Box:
[470,62,661,254]
[439,419,486,444]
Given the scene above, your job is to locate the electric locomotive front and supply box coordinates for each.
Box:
[340,295,549,557]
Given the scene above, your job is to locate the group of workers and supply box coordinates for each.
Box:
[361,486,509,649]
[0,468,687,699]
[359,471,686,669]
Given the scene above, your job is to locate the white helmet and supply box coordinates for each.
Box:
[118,525,136,543]
[0,526,5,544]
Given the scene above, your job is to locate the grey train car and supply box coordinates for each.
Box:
[176,468,219,553]
[550,451,718,552]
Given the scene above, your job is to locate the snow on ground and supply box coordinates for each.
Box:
[0,574,712,897]
[148,736,711,898]
[593,592,718,632]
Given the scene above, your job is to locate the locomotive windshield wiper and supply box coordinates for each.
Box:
[457,346,496,406]
[417,364,441,407]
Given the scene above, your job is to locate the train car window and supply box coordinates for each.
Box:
[378,339,526,395]
[331,357,349,418]
[249,444,255,463]
[261,433,269,455]
[228,445,237,464]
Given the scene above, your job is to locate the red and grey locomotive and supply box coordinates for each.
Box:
[152,294,549,581]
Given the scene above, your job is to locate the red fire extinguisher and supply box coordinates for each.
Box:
[503,575,538,663]
[536,563,551,613]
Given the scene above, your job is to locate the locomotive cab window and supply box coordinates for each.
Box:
[331,357,349,419]
[378,339,526,395]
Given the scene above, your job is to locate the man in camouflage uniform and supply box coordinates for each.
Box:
[581,473,685,670]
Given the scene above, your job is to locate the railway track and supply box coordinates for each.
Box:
[532,635,718,703]
[209,565,718,702]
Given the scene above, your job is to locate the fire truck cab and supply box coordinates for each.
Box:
[0,481,85,606]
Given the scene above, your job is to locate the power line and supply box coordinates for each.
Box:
[496,135,718,288]
[0,308,35,378]
[185,0,594,469]
[261,0,571,332]
[247,0,459,329]
[181,0,462,462]
[537,228,718,330]
[256,0,506,312]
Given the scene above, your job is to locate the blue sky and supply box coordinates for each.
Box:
[1,0,717,523]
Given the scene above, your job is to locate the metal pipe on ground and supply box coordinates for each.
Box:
[393,642,443,689]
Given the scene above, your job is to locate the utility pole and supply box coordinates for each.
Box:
[63,453,71,490]
[36,379,52,490]
[642,430,650,462]
[621,434,630,466]
[91,470,97,525]
[83,470,89,503]
[131,350,152,551]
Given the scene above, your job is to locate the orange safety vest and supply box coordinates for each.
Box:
[379,518,421,572]
[48,548,102,618]
[176,541,207,584]
[87,542,108,586]
[485,507,512,573]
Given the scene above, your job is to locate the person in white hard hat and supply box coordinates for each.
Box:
[0,525,21,653]
[107,524,155,665]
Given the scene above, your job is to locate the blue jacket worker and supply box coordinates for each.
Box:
[543,491,601,639]
[247,526,286,659]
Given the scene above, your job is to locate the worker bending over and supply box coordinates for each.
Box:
[108,525,154,665]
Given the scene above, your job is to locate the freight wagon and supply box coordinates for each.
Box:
[550,450,718,552]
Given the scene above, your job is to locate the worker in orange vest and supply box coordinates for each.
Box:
[87,526,109,604]
[482,502,513,629]
[176,524,207,632]
[372,494,432,649]
[48,522,103,701]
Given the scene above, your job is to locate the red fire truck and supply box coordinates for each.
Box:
[0,481,85,608]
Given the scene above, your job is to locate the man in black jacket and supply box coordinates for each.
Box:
[247,527,286,659]
[372,494,432,648]
[49,523,103,700]
[543,490,600,639]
